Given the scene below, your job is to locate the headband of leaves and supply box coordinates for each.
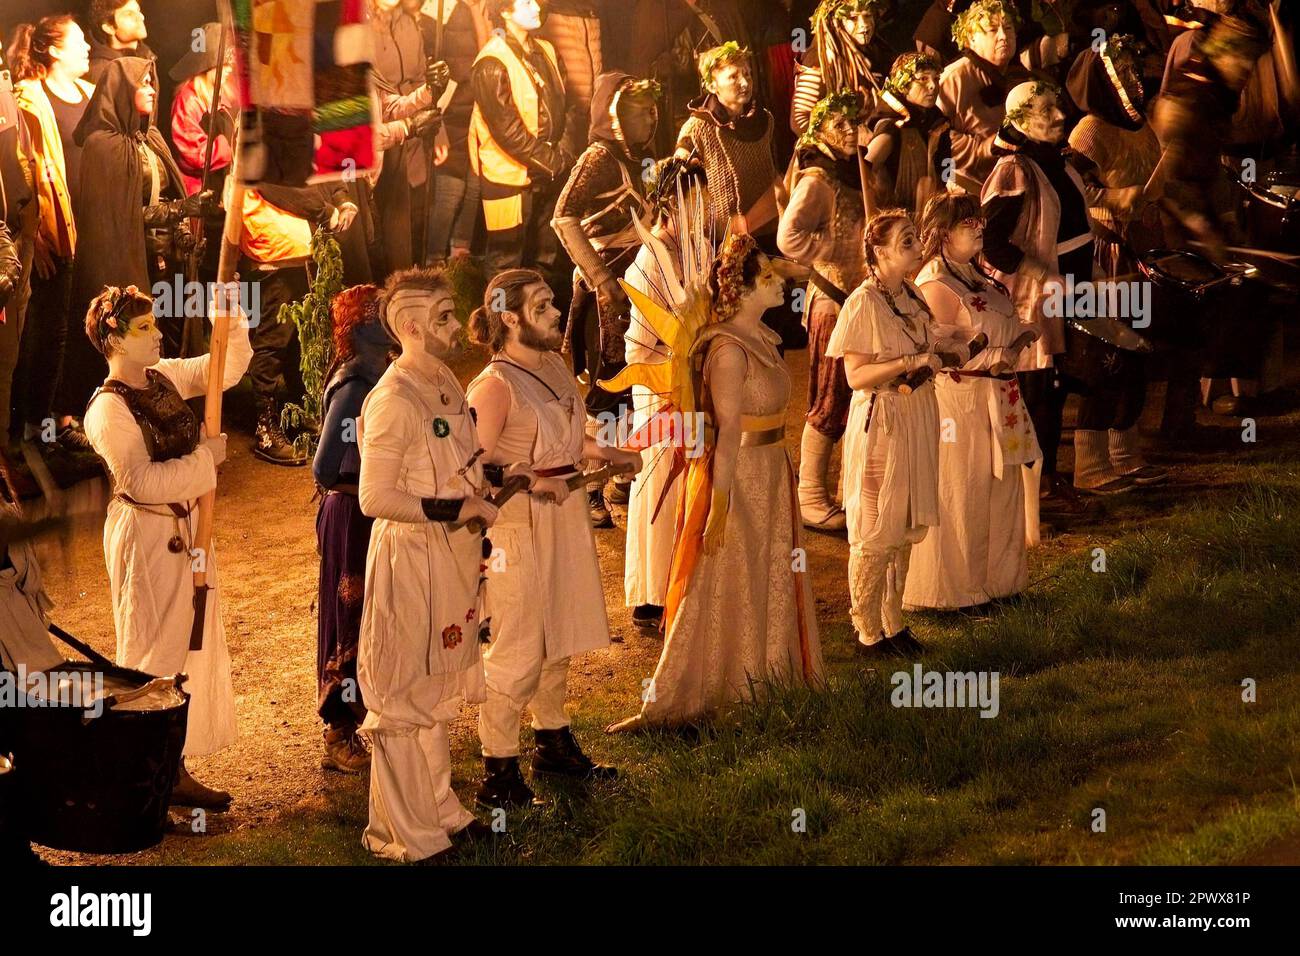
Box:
[698,41,752,86]
[712,232,760,323]
[811,0,886,32]
[952,0,1020,49]
[797,89,863,150]
[884,52,942,93]
[1004,80,1061,128]
[620,77,663,104]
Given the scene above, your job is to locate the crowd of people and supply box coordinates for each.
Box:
[1,0,1297,862]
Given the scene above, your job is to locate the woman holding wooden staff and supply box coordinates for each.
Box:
[82,282,250,810]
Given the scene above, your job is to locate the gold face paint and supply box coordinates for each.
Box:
[125,317,159,338]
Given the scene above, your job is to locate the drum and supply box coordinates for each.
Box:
[1237,178,1300,253]
[14,662,188,854]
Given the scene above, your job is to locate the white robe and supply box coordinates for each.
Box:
[622,241,681,608]
[82,324,252,757]
[827,282,941,553]
[357,360,485,862]
[903,263,1042,609]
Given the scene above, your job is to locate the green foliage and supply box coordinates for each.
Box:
[277,228,344,456]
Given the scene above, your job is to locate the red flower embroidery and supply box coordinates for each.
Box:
[441,624,463,649]
[970,295,988,312]
[1007,384,1020,406]
[1005,412,1019,429]
[464,607,476,623]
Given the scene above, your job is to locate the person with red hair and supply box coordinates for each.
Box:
[312,284,393,774]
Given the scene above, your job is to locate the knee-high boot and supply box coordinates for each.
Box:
[798,423,847,531]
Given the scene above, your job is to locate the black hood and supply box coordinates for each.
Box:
[75,56,155,145]
[1066,47,1145,131]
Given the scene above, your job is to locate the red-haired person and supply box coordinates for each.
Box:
[312,285,393,775]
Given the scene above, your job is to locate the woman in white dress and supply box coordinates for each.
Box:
[904,192,1041,610]
[82,283,251,809]
[828,209,949,659]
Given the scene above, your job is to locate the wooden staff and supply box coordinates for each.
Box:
[190,0,244,651]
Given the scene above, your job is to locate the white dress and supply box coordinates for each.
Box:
[622,240,682,608]
[827,281,941,553]
[357,360,485,862]
[904,261,1042,609]
[82,327,252,757]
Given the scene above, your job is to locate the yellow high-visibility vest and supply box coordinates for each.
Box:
[240,190,312,264]
[468,34,560,231]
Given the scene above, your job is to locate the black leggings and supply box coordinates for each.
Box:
[1019,367,1067,478]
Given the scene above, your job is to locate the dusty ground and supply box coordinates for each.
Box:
[26,344,1300,864]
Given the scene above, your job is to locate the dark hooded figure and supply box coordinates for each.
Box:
[552,71,659,526]
[60,57,210,422]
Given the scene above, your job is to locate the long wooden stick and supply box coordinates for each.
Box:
[190,0,243,649]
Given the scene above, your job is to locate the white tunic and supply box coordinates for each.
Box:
[827,281,940,552]
[904,261,1042,609]
[622,241,682,607]
[83,327,252,757]
[357,361,487,733]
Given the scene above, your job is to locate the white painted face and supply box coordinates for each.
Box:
[838,11,876,48]
[1020,91,1067,144]
[874,220,923,276]
[749,253,785,311]
[116,311,163,366]
[512,282,563,352]
[391,289,461,360]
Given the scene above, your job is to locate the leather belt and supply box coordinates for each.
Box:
[535,463,579,477]
[944,370,1016,381]
[115,493,191,519]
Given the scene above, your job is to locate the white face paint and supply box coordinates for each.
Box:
[116,313,163,367]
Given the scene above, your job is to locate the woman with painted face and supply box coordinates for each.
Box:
[8,15,93,454]
[864,52,952,217]
[904,193,1042,611]
[791,0,891,135]
[607,236,823,732]
[312,285,393,775]
[829,210,947,659]
[61,57,214,436]
[466,270,638,807]
[81,282,252,811]
[1066,38,1168,487]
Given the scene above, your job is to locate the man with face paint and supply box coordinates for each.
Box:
[356,267,510,862]
[470,0,572,279]
[791,0,891,136]
[981,81,1098,516]
[552,73,659,526]
[779,91,867,532]
[82,282,252,809]
[676,43,781,240]
[938,0,1028,196]
[865,52,952,216]
[466,269,639,808]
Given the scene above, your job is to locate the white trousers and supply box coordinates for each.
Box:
[479,654,570,758]
[363,722,475,862]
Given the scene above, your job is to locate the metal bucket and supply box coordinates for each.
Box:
[14,662,188,854]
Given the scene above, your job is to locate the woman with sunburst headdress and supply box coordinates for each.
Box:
[604,202,822,732]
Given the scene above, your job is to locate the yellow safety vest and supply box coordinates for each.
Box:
[468,34,560,231]
[240,190,312,264]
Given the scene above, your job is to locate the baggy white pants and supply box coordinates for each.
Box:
[479,654,571,758]
[363,722,475,862]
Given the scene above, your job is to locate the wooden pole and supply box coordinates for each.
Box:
[189,0,244,649]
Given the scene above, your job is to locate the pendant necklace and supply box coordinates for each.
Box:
[873,274,927,351]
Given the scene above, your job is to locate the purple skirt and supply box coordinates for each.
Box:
[316,491,373,723]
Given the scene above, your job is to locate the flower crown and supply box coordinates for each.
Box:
[884,52,941,94]
[712,233,759,323]
[952,0,1020,49]
[92,285,147,348]
[797,89,863,150]
[698,41,751,87]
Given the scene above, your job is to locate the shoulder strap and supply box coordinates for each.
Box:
[488,358,561,401]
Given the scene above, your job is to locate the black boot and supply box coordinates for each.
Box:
[475,756,545,810]
[253,406,307,466]
[588,487,613,528]
[533,726,618,780]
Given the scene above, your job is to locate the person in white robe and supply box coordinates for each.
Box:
[82,283,251,809]
[356,267,505,863]
[828,210,951,659]
[904,192,1042,610]
[466,268,639,809]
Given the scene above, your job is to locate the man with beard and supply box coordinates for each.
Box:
[552,73,658,526]
[939,0,1025,195]
[466,269,640,809]
[865,52,952,216]
[86,0,154,84]
[356,267,504,863]
[980,81,1097,517]
[778,91,867,532]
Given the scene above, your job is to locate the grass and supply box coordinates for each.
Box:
[146,454,1300,865]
